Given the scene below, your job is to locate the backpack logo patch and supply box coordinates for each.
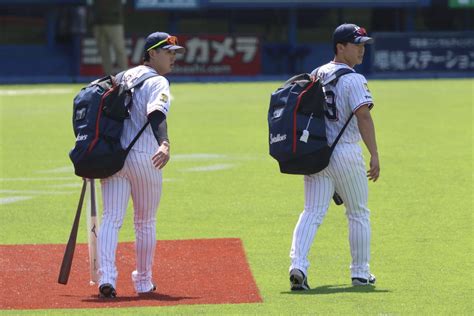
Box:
[269,133,287,144]
[76,134,88,141]
[272,108,284,118]
[75,108,87,121]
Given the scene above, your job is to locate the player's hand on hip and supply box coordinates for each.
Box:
[367,154,380,182]
[152,141,170,169]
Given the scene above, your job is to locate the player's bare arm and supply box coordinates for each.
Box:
[355,105,380,182]
[152,141,170,169]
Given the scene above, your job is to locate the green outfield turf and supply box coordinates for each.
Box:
[0,79,472,315]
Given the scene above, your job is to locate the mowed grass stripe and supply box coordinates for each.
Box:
[0,79,472,315]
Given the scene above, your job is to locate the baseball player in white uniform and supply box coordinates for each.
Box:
[289,24,380,290]
[97,32,185,298]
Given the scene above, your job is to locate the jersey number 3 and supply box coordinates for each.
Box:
[323,90,338,121]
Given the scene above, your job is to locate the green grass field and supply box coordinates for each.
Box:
[0,79,472,315]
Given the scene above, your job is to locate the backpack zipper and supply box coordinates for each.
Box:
[87,84,118,154]
[293,80,315,153]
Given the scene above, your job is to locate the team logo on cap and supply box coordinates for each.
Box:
[354,26,368,36]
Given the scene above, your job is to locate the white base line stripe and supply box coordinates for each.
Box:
[0,88,73,96]
[172,154,227,161]
[0,196,33,205]
[0,177,76,181]
[0,190,75,195]
[36,167,73,174]
[183,164,234,172]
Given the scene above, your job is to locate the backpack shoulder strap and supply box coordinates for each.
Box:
[326,68,356,151]
[128,72,160,90]
[334,68,355,80]
[323,68,355,86]
[280,73,311,89]
[114,70,126,85]
[310,66,320,77]
[121,70,160,153]
[115,67,160,91]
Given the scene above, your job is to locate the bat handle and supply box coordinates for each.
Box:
[333,192,343,205]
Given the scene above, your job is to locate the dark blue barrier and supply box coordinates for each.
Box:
[262,43,332,75]
[0,45,76,77]
[371,32,474,75]
[261,43,372,76]
[0,33,472,84]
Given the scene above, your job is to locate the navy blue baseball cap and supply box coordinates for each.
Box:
[144,32,185,54]
[333,24,374,45]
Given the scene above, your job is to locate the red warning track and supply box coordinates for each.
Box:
[0,238,262,310]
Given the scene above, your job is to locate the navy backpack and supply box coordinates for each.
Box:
[69,71,157,179]
[268,68,354,175]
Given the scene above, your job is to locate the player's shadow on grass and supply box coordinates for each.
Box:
[281,284,390,295]
[82,292,198,302]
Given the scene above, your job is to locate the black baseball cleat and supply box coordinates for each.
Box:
[99,283,117,298]
[289,268,310,291]
[352,274,376,286]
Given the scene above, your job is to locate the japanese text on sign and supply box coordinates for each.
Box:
[372,32,474,72]
[80,35,261,76]
[374,50,474,71]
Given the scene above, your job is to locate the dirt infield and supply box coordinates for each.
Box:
[0,238,262,310]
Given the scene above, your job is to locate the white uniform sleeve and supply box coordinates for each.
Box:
[145,77,171,117]
[345,74,374,113]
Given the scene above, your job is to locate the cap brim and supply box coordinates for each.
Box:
[162,45,186,54]
[353,36,374,44]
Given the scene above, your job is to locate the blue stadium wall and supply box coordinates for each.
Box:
[0,0,472,83]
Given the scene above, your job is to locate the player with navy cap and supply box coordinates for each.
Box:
[332,23,374,47]
[97,31,185,298]
[288,23,380,290]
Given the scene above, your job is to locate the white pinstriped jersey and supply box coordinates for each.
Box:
[289,61,376,281]
[99,64,168,292]
[312,62,374,146]
[121,65,171,155]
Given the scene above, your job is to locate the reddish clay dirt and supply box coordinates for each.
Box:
[0,238,262,310]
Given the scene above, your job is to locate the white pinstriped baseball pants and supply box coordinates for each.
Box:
[289,143,371,279]
[98,150,162,292]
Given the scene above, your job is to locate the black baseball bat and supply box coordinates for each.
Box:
[58,178,87,285]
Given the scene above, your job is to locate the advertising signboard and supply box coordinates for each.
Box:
[80,35,261,76]
[135,0,199,9]
[372,32,474,73]
[133,0,430,9]
[448,0,474,8]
